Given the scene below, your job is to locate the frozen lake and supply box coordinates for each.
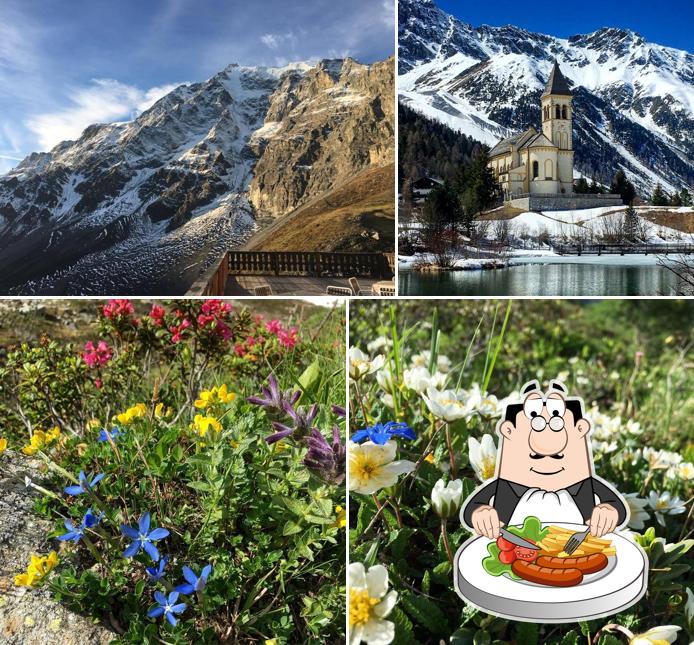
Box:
[399,256,686,296]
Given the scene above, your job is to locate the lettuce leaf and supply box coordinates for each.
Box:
[481,516,548,579]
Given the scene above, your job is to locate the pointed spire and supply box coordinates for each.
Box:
[542,61,572,97]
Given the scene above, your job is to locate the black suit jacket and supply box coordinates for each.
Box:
[461,476,628,528]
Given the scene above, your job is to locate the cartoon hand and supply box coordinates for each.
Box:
[471,505,503,539]
[588,503,619,537]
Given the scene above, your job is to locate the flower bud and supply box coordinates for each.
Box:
[431,478,464,519]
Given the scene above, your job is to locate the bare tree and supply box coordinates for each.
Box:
[658,255,694,295]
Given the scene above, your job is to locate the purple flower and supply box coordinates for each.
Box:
[146,555,169,582]
[351,421,416,445]
[175,564,212,595]
[148,590,186,626]
[303,426,345,485]
[247,374,301,415]
[64,471,105,496]
[120,512,169,561]
[331,404,346,418]
[267,403,318,444]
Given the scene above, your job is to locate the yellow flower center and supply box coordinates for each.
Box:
[349,588,380,627]
[353,455,378,482]
[481,457,496,480]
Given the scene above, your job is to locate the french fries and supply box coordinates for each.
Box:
[536,525,616,557]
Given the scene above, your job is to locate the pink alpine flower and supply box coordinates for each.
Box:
[265,320,282,335]
[102,299,134,319]
[82,341,113,368]
[170,319,191,344]
[278,327,298,349]
[148,305,166,327]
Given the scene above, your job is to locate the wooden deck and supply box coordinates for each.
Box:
[225,275,380,296]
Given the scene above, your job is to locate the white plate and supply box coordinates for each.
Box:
[454,522,647,623]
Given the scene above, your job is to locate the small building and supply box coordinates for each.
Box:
[411,176,443,203]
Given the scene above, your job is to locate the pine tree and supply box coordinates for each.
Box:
[589,177,603,194]
[670,191,682,207]
[678,188,691,207]
[422,182,461,235]
[610,170,637,205]
[574,177,589,194]
[624,204,638,241]
[651,183,669,206]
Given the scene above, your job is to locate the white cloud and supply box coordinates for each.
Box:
[260,31,298,51]
[25,79,181,151]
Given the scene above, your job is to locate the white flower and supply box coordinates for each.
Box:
[375,366,395,393]
[380,393,394,409]
[568,356,579,365]
[647,491,687,526]
[349,347,385,381]
[409,351,452,373]
[675,461,694,480]
[366,336,391,354]
[623,493,650,530]
[468,434,498,482]
[629,625,680,645]
[592,440,619,455]
[431,479,464,519]
[556,370,569,382]
[349,441,415,495]
[576,376,589,386]
[403,366,447,393]
[609,371,620,380]
[422,387,471,422]
[349,562,398,645]
[625,419,643,435]
[685,587,694,625]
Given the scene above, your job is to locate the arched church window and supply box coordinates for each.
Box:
[555,105,561,119]
[544,159,553,179]
[532,160,539,179]
[562,105,567,119]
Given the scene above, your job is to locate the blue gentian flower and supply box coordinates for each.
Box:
[175,564,212,595]
[351,421,416,445]
[64,471,105,496]
[57,508,104,543]
[146,555,169,582]
[120,512,169,561]
[57,518,85,543]
[148,590,187,626]
[98,427,123,442]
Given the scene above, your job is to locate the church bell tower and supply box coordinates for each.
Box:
[541,61,573,151]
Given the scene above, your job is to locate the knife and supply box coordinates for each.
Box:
[499,527,538,550]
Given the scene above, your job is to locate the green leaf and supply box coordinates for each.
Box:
[283,497,308,516]
[473,630,491,645]
[298,361,321,400]
[304,514,334,525]
[401,591,449,636]
[390,607,417,645]
[282,520,302,536]
[134,580,145,598]
[450,628,476,645]
[514,622,539,645]
[559,630,579,645]
[187,480,213,492]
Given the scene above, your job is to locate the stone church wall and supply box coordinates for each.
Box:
[509,193,624,211]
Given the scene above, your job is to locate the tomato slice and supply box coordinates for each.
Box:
[496,536,515,552]
[498,549,516,564]
[513,546,538,561]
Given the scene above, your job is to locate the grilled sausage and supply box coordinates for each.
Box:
[511,560,583,587]
[536,554,608,574]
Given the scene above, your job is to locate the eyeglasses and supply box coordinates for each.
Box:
[530,413,565,432]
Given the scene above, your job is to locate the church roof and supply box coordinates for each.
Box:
[542,61,572,97]
[488,127,537,157]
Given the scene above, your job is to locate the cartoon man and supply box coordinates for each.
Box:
[461,380,627,539]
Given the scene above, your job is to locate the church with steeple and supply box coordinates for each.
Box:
[488,62,575,200]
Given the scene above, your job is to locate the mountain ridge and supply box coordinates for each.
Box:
[0,56,394,294]
[398,0,694,195]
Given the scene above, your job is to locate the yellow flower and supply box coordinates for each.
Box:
[424,453,435,464]
[22,427,61,456]
[154,403,173,418]
[265,640,278,645]
[334,505,347,529]
[115,403,147,425]
[0,438,7,454]
[192,414,221,437]
[87,418,101,429]
[15,552,58,587]
[194,384,236,410]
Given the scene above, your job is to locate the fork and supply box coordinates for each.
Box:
[563,526,591,556]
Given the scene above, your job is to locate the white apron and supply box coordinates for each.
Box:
[507,487,584,526]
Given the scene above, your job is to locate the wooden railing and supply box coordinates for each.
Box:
[553,243,694,256]
[186,250,394,295]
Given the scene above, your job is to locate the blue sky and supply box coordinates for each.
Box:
[0,0,394,174]
[437,0,693,52]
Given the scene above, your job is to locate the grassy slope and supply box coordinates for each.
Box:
[244,164,395,253]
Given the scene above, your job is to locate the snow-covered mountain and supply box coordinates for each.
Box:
[0,57,393,294]
[399,0,694,195]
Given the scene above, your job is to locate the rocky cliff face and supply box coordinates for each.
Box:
[0,57,393,294]
[249,57,394,216]
[399,0,694,195]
